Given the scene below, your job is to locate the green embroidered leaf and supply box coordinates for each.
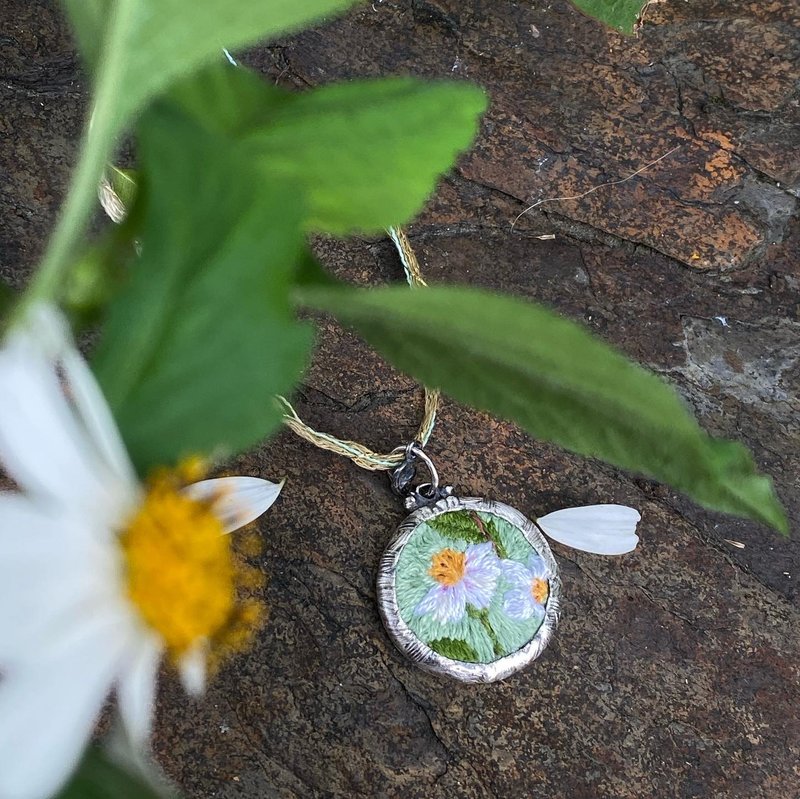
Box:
[427,510,485,544]
[296,283,788,534]
[56,747,171,798]
[466,606,504,657]
[483,516,509,560]
[428,637,479,663]
[92,104,312,473]
[569,0,646,35]
[169,64,487,234]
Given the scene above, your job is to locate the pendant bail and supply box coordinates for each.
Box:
[390,442,454,510]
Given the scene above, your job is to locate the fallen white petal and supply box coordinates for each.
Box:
[116,632,163,747]
[183,476,284,533]
[537,504,641,555]
[0,618,131,799]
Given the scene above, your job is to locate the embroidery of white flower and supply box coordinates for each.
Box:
[500,554,552,622]
[0,304,283,799]
[414,541,501,624]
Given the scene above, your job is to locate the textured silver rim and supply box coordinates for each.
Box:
[377,496,562,683]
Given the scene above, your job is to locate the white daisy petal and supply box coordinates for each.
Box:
[61,347,139,507]
[0,496,118,661]
[183,476,284,533]
[0,349,122,518]
[6,303,71,362]
[178,641,208,696]
[537,504,641,555]
[117,632,163,746]
[0,620,131,799]
[0,344,108,507]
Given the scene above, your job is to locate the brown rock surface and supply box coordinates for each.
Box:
[2,1,799,797]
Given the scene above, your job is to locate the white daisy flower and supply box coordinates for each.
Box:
[0,305,283,799]
[536,504,641,555]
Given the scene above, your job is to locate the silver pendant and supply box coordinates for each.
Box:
[377,444,561,683]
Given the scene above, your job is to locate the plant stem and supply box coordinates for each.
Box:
[15,0,133,318]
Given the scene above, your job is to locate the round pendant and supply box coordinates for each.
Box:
[377,495,561,682]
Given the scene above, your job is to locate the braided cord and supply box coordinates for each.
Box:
[278,227,439,470]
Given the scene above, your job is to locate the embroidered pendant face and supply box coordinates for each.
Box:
[377,496,561,682]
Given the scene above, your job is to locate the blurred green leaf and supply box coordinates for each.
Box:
[570,0,646,34]
[93,104,312,472]
[62,239,125,324]
[0,280,16,317]
[171,65,487,234]
[104,165,137,211]
[243,77,487,234]
[297,283,788,533]
[57,748,169,799]
[36,0,360,291]
[62,0,360,121]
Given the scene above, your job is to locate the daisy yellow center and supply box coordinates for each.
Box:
[120,475,236,657]
[531,577,549,604]
[429,548,467,586]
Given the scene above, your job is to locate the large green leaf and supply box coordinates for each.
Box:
[297,283,788,533]
[570,0,647,35]
[171,65,487,234]
[57,748,170,799]
[33,0,360,297]
[92,104,312,472]
[62,0,359,119]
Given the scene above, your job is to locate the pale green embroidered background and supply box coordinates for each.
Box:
[395,510,551,664]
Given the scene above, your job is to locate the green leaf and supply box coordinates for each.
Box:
[0,280,16,317]
[92,104,312,472]
[60,0,109,67]
[428,637,479,662]
[242,77,486,233]
[297,283,788,533]
[62,0,360,121]
[569,0,647,35]
[32,0,361,300]
[427,510,485,544]
[104,165,137,211]
[57,747,169,799]
[171,65,487,234]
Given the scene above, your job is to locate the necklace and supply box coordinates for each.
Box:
[280,228,641,683]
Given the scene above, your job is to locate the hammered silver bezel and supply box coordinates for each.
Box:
[377,496,561,683]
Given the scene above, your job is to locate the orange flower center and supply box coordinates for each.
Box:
[120,461,264,666]
[429,548,467,587]
[531,577,549,605]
